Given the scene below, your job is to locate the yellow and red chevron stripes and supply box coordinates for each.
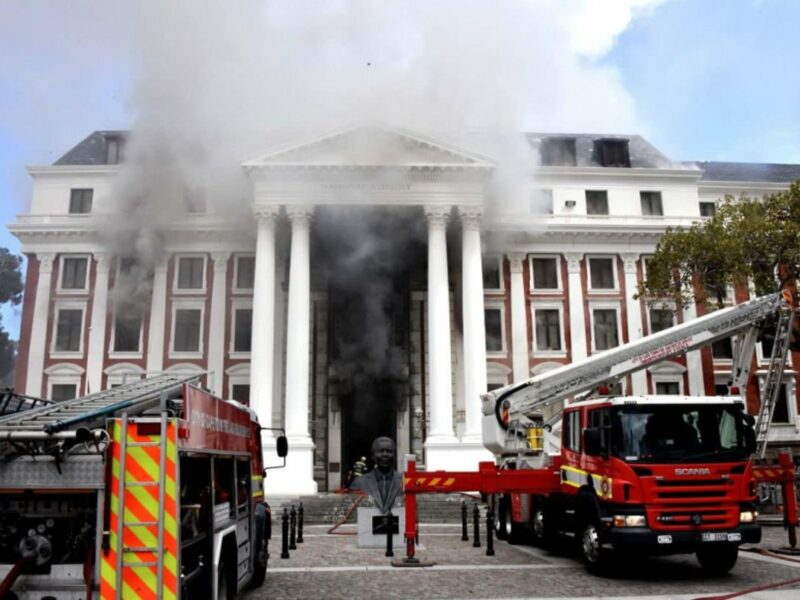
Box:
[403,476,457,489]
[100,419,179,600]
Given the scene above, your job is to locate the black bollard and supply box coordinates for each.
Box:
[461,500,469,541]
[485,506,495,556]
[289,505,297,550]
[280,508,290,559]
[472,503,481,548]
[297,502,304,544]
[385,512,394,557]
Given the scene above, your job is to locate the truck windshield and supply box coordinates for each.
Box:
[613,404,749,463]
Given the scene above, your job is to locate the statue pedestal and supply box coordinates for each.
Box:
[356,507,406,549]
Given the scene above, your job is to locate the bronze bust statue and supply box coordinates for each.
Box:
[351,436,403,514]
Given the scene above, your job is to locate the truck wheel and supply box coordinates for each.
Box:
[250,532,268,588]
[531,502,548,547]
[580,522,610,575]
[494,495,509,540]
[697,544,738,575]
[217,559,236,600]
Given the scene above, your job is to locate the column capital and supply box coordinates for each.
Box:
[458,207,483,231]
[94,252,112,272]
[424,205,451,231]
[254,205,281,227]
[507,252,526,274]
[211,252,231,272]
[286,205,314,228]
[37,252,55,274]
[564,252,583,274]
[621,253,639,275]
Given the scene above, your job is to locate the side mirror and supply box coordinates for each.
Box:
[276,435,289,458]
[584,428,603,457]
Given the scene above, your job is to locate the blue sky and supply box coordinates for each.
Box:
[1,0,799,341]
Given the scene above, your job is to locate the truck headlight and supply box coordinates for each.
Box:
[739,510,758,523]
[613,515,646,527]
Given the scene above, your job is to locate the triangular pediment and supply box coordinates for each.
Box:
[243,125,494,168]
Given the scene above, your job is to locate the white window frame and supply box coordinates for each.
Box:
[589,302,622,353]
[229,299,254,358]
[648,362,686,396]
[482,255,504,294]
[531,302,566,357]
[585,190,610,216]
[484,302,507,357]
[57,254,91,294]
[45,363,85,400]
[529,255,562,293]
[647,303,676,335]
[587,255,619,293]
[226,363,251,402]
[51,300,87,357]
[640,190,664,216]
[232,254,256,294]
[711,336,734,365]
[104,363,145,388]
[109,308,144,358]
[170,300,205,358]
[173,253,207,294]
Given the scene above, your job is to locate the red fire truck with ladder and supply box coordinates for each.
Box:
[402,291,799,574]
[0,372,288,599]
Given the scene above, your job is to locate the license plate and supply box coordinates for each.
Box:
[657,535,672,544]
[702,532,734,542]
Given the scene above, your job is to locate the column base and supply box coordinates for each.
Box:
[263,435,318,497]
[424,437,493,471]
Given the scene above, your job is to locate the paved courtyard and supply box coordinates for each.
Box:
[244,523,800,600]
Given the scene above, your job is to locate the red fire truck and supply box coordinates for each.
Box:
[0,373,287,599]
[402,292,799,574]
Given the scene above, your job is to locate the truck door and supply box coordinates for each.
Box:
[235,458,252,583]
[584,407,614,502]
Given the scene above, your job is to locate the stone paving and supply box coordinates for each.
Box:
[243,523,800,599]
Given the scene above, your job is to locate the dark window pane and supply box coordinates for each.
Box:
[585,190,609,215]
[232,384,251,405]
[594,139,630,167]
[177,257,205,289]
[485,309,503,352]
[640,191,663,216]
[655,381,680,395]
[535,309,562,351]
[482,258,501,289]
[61,257,88,289]
[487,383,504,392]
[772,386,790,424]
[532,258,558,289]
[236,256,255,289]
[55,309,83,352]
[51,384,77,402]
[650,309,674,334]
[540,138,577,166]
[531,189,553,214]
[699,202,716,217]
[589,258,615,289]
[712,338,733,359]
[113,312,142,352]
[593,309,619,350]
[174,309,201,352]
[69,189,93,214]
[715,383,729,395]
[234,309,252,352]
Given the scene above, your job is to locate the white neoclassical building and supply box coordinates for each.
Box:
[9,126,800,495]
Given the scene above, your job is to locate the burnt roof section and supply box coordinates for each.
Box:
[696,161,800,183]
[527,133,682,169]
[54,130,129,165]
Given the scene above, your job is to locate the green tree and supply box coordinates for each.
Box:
[638,182,800,309]
[0,248,24,386]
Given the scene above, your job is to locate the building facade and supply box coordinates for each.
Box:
[10,126,800,495]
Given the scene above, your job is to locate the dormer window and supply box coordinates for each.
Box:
[105,135,125,164]
[594,138,630,168]
[540,137,577,166]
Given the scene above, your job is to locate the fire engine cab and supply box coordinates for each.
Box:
[0,373,287,599]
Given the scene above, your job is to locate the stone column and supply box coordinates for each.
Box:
[250,207,279,430]
[565,252,587,362]
[208,252,230,396]
[145,260,168,374]
[280,205,317,494]
[622,253,647,395]
[424,205,458,469]
[459,208,488,442]
[683,303,705,395]
[86,253,111,393]
[508,253,530,383]
[26,253,55,397]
